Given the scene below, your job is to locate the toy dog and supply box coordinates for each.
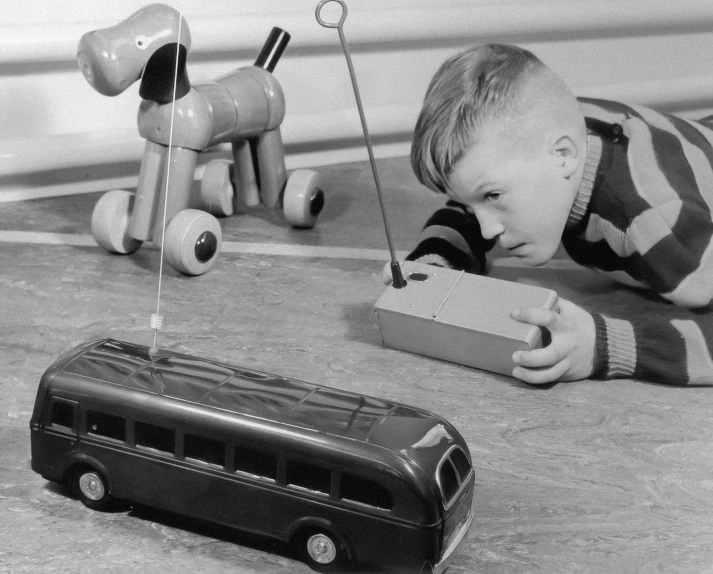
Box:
[78,3,324,275]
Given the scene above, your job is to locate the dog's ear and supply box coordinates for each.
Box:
[139,43,190,104]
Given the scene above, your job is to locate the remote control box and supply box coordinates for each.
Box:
[374,261,558,376]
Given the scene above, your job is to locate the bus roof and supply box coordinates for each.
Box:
[55,339,462,464]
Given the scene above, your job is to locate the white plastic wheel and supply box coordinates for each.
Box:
[90,189,143,254]
[198,160,234,216]
[283,169,325,229]
[164,209,222,276]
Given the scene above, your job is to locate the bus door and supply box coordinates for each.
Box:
[36,397,79,472]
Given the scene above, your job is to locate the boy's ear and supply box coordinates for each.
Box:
[551,135,579,178]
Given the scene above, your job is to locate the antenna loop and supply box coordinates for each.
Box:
[316,0,348,29]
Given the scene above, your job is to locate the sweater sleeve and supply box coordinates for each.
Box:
[406,204,496,275]
[567,104,713,309]
[591,308,713,385]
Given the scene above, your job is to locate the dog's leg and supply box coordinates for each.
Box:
[130,141,165,242]
[152,146,199,245]
[254,127,287,209]
[232,140,260,210]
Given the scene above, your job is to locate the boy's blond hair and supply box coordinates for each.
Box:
[411,44,546,194]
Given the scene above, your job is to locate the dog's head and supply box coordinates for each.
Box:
[78,4,191,99]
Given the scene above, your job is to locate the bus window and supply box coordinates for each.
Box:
[285,460,331,495]
[234,446,278,481]
[438,447,472,507]
[438,459,460,504]
[449,447,471,482]
[86,410,126,442]
[49,399,76,431]
[184,433,225,467]
[135,421,174,454]
[340,474,393,510]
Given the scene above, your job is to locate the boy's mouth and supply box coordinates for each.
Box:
[505,243,526,254]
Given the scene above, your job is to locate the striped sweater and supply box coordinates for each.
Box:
[407,97,713,385]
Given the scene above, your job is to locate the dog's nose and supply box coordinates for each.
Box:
[77,50,94,85]
[76,31,127,96]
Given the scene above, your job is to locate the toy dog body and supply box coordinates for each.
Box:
[130,65,288,246]
[78,4,322,275]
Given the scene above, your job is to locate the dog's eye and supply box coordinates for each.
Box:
[135,36,149,50]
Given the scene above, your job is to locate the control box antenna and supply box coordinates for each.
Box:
[316,0,559,377]
[316,0,406,288]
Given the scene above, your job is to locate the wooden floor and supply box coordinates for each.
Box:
[2,157,713,573]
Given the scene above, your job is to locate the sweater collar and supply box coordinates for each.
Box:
[566,133,602,230]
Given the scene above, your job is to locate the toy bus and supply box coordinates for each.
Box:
[30,339,474,572]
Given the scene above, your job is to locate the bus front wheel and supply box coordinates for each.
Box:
[298,529,346,572]
[72,467,112,511]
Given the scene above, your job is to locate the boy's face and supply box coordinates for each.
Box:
[447,122,579,266]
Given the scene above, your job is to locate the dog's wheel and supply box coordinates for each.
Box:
[91,189,143,254]
[198,160,235,217]
[283,169,324,229]
[164,209,222,276]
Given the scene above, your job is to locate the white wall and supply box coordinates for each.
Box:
[1,0,712,201]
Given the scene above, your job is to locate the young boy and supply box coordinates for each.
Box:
[401,43,713,386]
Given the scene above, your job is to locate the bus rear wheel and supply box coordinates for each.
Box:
[72,467,113,511]
[298,529,346,572]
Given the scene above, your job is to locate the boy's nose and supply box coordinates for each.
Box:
[475,211,504,240]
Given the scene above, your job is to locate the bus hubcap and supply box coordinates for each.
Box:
[79,473,105,501]
[307,533,336,564]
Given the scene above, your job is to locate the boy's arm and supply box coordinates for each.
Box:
[513,301,713,385]
[591,309,713,385]
[405,204,496,274]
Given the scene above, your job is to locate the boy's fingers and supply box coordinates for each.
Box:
[513,346,564,368]
[511,306,559,328]
[513,361,567,385]
[513,344,570,384]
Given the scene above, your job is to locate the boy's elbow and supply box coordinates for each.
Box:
[684,295,713,310]
[667,287,713,309]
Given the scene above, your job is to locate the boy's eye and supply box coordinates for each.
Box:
[484,191,501,202]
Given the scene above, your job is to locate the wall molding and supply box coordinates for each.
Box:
[3,75,713,179]
[3,1,713,64]
[1,1,712,202]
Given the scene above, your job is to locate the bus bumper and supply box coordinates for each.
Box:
[432,508,473,574]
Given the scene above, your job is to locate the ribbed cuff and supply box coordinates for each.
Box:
[591,313,609,378]
[600,315,637,379]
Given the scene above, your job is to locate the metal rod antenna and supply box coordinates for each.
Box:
[316,0,406,288]
[150,11,184,355]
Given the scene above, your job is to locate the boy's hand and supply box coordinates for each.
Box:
[510,299,596,384]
